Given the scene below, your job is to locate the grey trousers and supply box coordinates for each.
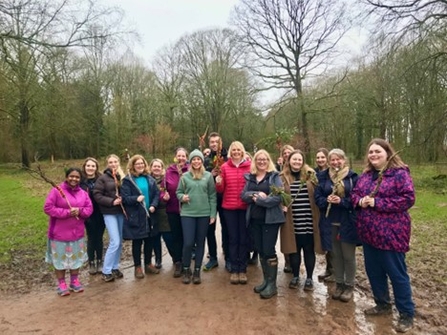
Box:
[331,225,356,286]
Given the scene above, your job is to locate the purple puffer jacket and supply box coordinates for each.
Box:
[163,163,189,214]
[351,167,415,253]
[44,182,93,242]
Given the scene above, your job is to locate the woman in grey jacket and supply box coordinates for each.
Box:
[241,149,285,299]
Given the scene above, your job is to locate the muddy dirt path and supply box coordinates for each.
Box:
[0,231,444,335]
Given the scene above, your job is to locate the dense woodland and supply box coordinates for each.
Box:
[1,0,446,166]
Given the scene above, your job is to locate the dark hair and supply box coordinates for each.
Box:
[65,167,82,178]
[315,148,329,158]
[208,132,220,140]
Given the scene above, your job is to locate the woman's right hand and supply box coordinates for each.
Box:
[163,193,170,201]
[137,195,145,203]
[182,194,190,203]
[113,197,122,206]
[215,175,222,184]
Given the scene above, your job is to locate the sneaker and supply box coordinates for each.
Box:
[145,264,160,274]
[239,273,248,285]
[289,277,299,289]
[96,260,103,273]
[155,260,162,269]
[304,278,314,291]
[134,266,144,279]
[57,282,70,296]
[203,259,218,272]
[230,273,239,285]
[339,285,354,302]
[69,278,84,293]
[395,314,414,333]
[112,269,124,279]
[364,304,393,316]
[192,268,201,285]
[102,273,115,282]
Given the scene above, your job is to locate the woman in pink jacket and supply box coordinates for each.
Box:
[215,141,251,284]
[44,168,93,296]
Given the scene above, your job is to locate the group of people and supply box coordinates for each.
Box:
[43,135,415,333]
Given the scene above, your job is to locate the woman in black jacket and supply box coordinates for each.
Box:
[121,155,160,279]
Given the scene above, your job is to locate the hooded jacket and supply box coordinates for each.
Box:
[44,182,93,241]
[93,169,124,215]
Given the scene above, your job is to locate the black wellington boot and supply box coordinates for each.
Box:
[260,257,278,299]
[254,257,268,293]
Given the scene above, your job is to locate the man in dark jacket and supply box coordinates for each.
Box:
[203,132,229,272]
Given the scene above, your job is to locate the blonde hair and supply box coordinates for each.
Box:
[281,150,315,186]
[228,141,246,160]
[105,154,125,180]
[251,150,276,174]
[189,164,205,180]
[281,145,294,158]
[149,158,166,178]
[127,154,150,176]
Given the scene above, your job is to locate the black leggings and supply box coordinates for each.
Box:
[85,217,105,262]
[132,237,151,267]
[289,234,315,279]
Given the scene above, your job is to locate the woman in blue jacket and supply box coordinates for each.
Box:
[241,149,285,299]
[121,155,160,279]
[315,148,359,302]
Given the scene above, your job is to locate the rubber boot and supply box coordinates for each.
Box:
[318,252,333,280]
[260,257,278,299]
[254,257,267,293]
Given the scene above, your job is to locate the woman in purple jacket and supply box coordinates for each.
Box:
[44,168,93,296]
[163,147,189,278]
[351,139,415,333]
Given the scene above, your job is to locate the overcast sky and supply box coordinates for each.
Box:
[107,0,240,63]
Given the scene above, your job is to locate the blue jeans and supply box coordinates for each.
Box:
[223,209,248,273]
[103,214,124,274]
[363,243,415,317]
[181,217,209,269]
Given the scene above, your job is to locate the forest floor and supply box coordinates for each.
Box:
[0,238,445,335]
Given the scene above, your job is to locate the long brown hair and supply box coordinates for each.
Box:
[81,157,101,179]
[281,150,315,186]
[363,138,406,172]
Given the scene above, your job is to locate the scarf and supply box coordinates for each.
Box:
[328,166,349,197]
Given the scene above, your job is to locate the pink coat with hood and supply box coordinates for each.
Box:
[44,182,93,242]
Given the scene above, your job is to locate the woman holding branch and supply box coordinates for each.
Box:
[93,154,126,282]
[121,155,159,279]
[351,139,415,333]
[315,149,359,302]
[44,168,93,296]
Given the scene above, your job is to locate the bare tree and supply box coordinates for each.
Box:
[232,0,350,155]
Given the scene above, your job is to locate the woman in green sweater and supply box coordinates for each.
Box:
[176,149,217,284]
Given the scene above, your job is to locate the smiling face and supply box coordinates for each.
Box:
[315,151,328,169]
[209,136,220,151]
[150,161,163,177]
[175,150,187,167]
[191,156,203,169]
[329,154,345,170]
[66,170,81,188]
[107,156,120,171]
[282,149,292,161]
[84,159,98,178]
[289,152,303,171]
[255,153,269,172]
[368,144,388,170]
[133,159,146,175]
[230,146,243,161]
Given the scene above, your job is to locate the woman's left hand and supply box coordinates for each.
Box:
[149,206,155,213]
[257,192,267,199]
[210,217,216,224]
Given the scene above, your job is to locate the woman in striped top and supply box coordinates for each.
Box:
[280,150,323,291]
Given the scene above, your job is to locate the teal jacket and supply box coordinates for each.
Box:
[176,170,217,218]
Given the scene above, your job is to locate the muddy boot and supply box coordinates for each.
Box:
[318,252,333,280]
[96,260,103,274]
[192,268,201,285]
[332,283,345,300]
[88,261,97,275]
[182,267,192,284]
[339,285,354,302]
[173,261,182,278]
[254,258,268,293]
[260,257,278,299]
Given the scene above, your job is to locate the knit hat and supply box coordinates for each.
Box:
[189,149,204,162]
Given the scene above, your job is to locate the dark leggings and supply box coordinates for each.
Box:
[149,233,162,263]
[132,237,151,267]
[167,213,183,263]
[85,218,105,262]
[181,216,209,269]
[289,233,315,279]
